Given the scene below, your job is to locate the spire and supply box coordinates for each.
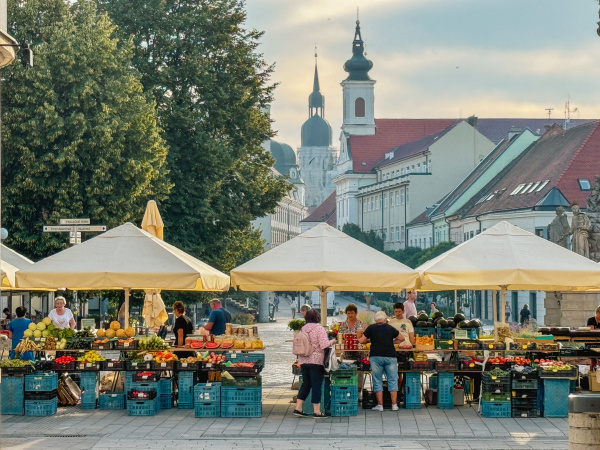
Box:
[308,46,324,117]
[343,20,373,81]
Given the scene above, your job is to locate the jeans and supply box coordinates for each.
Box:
[370,356,399,392]
[298,364,325,404]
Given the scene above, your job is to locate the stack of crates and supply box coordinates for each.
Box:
[126,371,160,416]
[24,372,58,416]
[511,370,538,418]
[158,378,173,409]
[300,377,330,415]
[481,371,511,417]
[79,372,99,409]
[541,378,570,418]
[404,372,421,409]
[1,376,25,415]
[99,392,125,410]
[220,378,262,417]
[178,371,197,408]
[330,367,358,416]
[437,372,454,409]
[194,382,221,417]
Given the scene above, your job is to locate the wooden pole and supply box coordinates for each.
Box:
[124,288,130,329]
[320,288,328,326]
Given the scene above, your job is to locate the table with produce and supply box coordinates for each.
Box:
[0,318,265,418]
[298,311,595,417]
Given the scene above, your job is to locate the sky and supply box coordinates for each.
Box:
[244,0,600,150]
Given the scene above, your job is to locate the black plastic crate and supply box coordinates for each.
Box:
[1,365,36,376]
[127,389,157,400]
[512,408,538,418]
[177,361,201,371]
[103,360,126,371]
[224,361,263,376]
[436,361,459,372]
[24,389,58,401]
[482,381,511,394]
[484,362,513,371]
[511,389,537,400]
[126,361,152,371]
[511,370,538,381]
[133,372,160,382]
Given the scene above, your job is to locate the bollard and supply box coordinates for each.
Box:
[568,394,600,450]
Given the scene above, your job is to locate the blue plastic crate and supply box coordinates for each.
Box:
[436,329,453,340]
[158,378,172,396]
[221,386,262,403]
[543,379,569,418]
[429,374,438,390]
[80,400,97,409]
[1,376,24,415]
[226,352,265,364]
[437,372,454,409]
[194,382,221,403]
[195,401,221,417]
[330,385,358,403]
[178,373,196,408]
[330,400,358,416]
[414,327,435,337]
[570,379,576,393]
[99,393,125,410]
[24,398,57,416]
[127,397,158,416]
[79,372,99,402]
[130,380,159,392]
[404,372,421,408]
[221,402,262,417]
[512,379,538,390]
[25,372,58,392]
[159,394,173,409]
[481,400,511,418]
[300,378,330,415]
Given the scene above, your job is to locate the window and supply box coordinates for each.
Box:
[536,180,549,192]
[411,165,415,171]
[535,228,544,238]
[510,184,526,195]
[401,168,405,175]
[396,191,400,206]
[355,97,365,117]
[530,292,537,319]
[401,226,405,242]
[470,230,474,238]
[464,232,468,241]
[406,188,409,203]
[370,198,373,211]
[410,240,413,246]
[390,192,394,206]
[430,237,432,247]
[511,292,518,323]
[578,179,591,191]
[383,194,387,208]
[396,226,400,241]
[484,291,488,320]
[401,191,405,205]
[376,196,379,210]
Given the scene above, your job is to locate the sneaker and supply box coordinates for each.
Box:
[392,404,399,411]
[293,409,308,417]
[372,404,384,412]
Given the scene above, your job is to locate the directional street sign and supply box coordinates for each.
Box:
[43,226,75,232]
[60,218,90,225]
[76,226,106,232]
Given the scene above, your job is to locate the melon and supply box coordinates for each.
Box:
[24,329,33,337]
[116,329,126,338]
[33,329,42,338]
[36,322,46,331]
[124,327,135,337]
[109,321,120,331]
[105,328,116,338]
[28,323,37,331]
[96,328,106,338]
[42,330,49,337]
[42,317,52,326]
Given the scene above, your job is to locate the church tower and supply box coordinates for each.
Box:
[341,20,375,136]
[298,52,338,208]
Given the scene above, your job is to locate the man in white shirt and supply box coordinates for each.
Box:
[403,290,418,319]
[388,302,415,347]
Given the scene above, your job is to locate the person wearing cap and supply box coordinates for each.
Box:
[587,305,600,329]
[359,311,401,411]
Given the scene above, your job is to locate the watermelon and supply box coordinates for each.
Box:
[220,342,233,349]
[205,342,219,349]
[190,341,205,349]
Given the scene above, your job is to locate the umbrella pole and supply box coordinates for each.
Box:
[500,287,507,326]
[320,288,327,326]
[454,290,458,315]
[124,288,130,329]
[492,290,498,339]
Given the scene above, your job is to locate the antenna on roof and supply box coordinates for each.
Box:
[545,108,553,120]
[564,97,578,130]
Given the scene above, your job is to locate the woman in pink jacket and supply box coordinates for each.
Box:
[293,309,336,418]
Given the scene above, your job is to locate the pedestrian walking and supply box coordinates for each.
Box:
[520,304,532,325]
[291,301,296,319]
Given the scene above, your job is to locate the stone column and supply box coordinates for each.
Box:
[258,291,269,323]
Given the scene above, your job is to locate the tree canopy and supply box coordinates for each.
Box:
[95,0,290,272]
[2,0,170,258]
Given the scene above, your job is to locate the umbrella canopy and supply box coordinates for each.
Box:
[15,222,230,291]
[1,244,34,289]
[141,200,164,240]
[231,222,419,292]
[140,200,168,328]
[416,221,600,292]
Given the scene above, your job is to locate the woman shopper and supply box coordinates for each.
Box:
[294,309,336,418]
[48,296,76,329]
[338,303,366,335]
[520,304,532,325]
[359,311,401,411]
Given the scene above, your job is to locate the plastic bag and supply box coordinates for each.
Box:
[324,347,338,373]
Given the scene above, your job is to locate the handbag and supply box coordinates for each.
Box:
[324,346,338,373]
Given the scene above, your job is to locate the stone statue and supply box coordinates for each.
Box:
[548,206,571,248]
[587,176,600,212]
[570,204,592,258]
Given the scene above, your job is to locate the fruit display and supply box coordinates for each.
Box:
[15,338,42,352]
[74,327,95,338]
[537,360,574,371]
[43,336,57,350]
[65,338,92,350]
[415,335,435,349]
[151,351,178,364]
[77,350,106,364]
[199,352,227,365]
[55,355,76,366]
[0,359,36,368]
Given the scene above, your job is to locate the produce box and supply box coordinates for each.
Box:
[482,392,510,402]
[221,376,262,387]
[127,388,157,400]
[511,369,538,381]
[91,340,114,350]
[220,402,261,417]
[330,385,359,403]
[0,363,36,376]
[53,361,77,371]
[78,362,103,371]
[510,342,536,351]
[542,379,569,418]
[330,368,358,386]
[127,397,158,416]
[404,372,421,409]
[481,400,511,418]
[103,360,125,371]
[482,342,506,351]
[226,352,266,364]
[414,327,435,337]
[133,371,160,382]
[435,361,459,372]
[330,401,358,416]
[457,340,481,350]
[194,382,221,403]
[436,329,454,340]
[512,379,538,390]
[126,361,152,371]
[24,397,58,416]
[588,372,600,392]
[195,401,221,417]
[1,376,24,415]
[115,340,137,350]
[24,389,58,401]
[220,386,262,403]
[435,339,454,350]
[511,389,537,400]
[437,372,454,410]
[538,366,577,379]
[410,360,435,371]
[99,393,125,410]
[25,372,58,392]
[177,361,201,371]
[151,361,176,370]
[535,343,559,352]
[460,360,482,370]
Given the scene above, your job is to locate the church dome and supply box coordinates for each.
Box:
[343,21,373,81]
[269,140,297,174]
[301,115,332,147]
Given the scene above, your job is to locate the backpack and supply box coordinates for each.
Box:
[292,329,314,357]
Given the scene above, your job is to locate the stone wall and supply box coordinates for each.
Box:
[544,292,600,327]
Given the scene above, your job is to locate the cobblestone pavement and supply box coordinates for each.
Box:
[0,296,569,449]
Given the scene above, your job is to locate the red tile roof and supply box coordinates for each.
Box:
[407,210,430,226]
[350,119,457,173]
[300,191,336,227]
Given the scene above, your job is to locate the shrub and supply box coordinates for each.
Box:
[231,313,255,325]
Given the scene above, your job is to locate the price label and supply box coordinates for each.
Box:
[552,368,558,372]
[206,363,212,368]
[137,393,144,398]
[142,375,148,380]
[522,345,527,349]
[99,346,104,350]
[161,362,167,367]
[108,362,114,368]
[231,353,237,359]
[491,376,497,380]
[206,383,212,387]
[124,342,130,348]
[181,363,188,367]
[469,363,474,368]
[448,340,453,345]
[86,363,92,368]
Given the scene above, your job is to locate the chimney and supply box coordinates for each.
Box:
[466,115,478,128]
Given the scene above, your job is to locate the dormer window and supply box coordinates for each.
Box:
[578,178,591,191]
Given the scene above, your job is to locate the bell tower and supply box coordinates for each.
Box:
[341,20,375,136]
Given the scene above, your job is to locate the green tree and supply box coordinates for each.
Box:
[2,0,170,258]
[342,223,384,252]
[95,0,290,271]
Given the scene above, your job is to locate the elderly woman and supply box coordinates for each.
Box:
[359,311,401,411]
[48,296,76,329]
[338,304,366,335]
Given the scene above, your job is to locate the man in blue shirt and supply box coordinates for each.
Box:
[8,306,34,360]
[199,299,228,335]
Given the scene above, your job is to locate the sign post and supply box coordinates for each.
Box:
[42,219,106,320]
